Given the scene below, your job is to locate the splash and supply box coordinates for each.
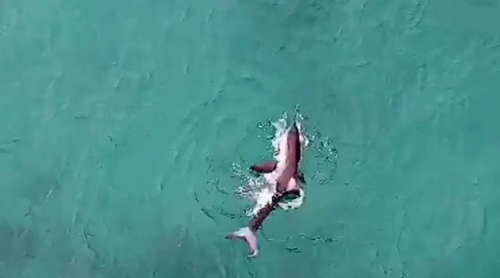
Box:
[235,112,310,216]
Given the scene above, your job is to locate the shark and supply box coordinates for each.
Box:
[225,121,306,258]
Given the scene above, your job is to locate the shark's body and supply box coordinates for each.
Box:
[226,122,306,257]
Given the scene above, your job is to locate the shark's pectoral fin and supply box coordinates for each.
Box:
[296,171,306,184]
[250,161,277,174]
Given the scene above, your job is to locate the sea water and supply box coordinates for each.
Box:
[1,0,499,277]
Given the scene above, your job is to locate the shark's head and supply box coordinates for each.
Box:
[281,122,301,165]
[289,121,299,135]
[257,121,306,193]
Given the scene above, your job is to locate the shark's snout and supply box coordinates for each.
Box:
[289,122,299,134]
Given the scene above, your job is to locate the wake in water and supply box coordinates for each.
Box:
[233,112,311,216]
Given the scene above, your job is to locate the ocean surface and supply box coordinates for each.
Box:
[1,0,500,277]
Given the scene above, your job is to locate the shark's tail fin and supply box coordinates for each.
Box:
[226,227,259,258]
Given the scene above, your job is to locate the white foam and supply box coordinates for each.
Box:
[235,112,310,216]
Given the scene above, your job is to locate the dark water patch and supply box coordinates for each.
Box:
[468,0,498,8]
[19,172,65,217]
[0,138,22,154]
[0,221,39,265]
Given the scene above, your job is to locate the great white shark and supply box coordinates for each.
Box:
[225,121,306,258]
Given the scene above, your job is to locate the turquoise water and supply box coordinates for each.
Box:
[1,0,500,277]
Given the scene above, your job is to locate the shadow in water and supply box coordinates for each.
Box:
[0,221,39,264]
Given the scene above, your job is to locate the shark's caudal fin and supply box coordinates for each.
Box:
[226,195,284,258]
[250,161,277,174]
[225,227,259,258]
